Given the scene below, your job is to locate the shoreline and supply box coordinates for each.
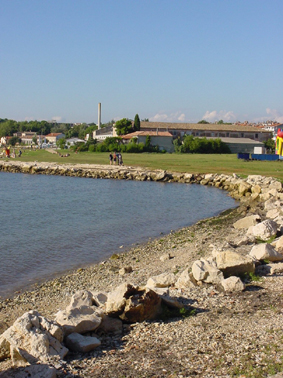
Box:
[1,163,283,377]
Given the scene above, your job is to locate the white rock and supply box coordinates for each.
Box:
[247,219,278,241]
[233,215,261,229]
[214,250,255,277]
[65,333,101,352]
[192,259,224,284]
[175,268,197,289]
[266,208,281,219]
[146,273,176,288]
[275,235,283,253]
[270,262,283,274]
[67,290,94,310]
[55,306,102,336]
[0,311,68,367]
[221,276,245,292]
[249,244,283,262]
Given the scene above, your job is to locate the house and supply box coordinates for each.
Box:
[139,122,272,142]
[121,130,174,152]
[45,133,65,144]
[206,137,265,154]
[262,123,283,140]
[93,126,114,141]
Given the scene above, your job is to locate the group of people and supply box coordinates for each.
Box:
[109,151,123,165]
[2,147,22,158]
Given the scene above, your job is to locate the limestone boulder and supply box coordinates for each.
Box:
[105,283,162,323]
[175,268,197,289]
[55,305,102,336]
[233,215,261,229]
[221,276,245,292]
[65,333,101,353]
[238,182,252,196]
[192,259,224,284]
[91,291,108,307]
[67,290,94,310]
[0,311,68,367]
[266,208,281,219]
[249,244,283,262]
[247,219,278,241]
[213,250,255,277]
[146,272,176,288]
[275,235,283,254]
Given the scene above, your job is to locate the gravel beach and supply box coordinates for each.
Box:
[0,165,283,378]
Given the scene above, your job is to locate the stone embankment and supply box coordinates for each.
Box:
[1,161,283,378]
[0,160,274,201]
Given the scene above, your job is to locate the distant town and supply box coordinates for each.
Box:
[0,113,282,156]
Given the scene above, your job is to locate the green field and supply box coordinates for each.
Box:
[3,149,283,181]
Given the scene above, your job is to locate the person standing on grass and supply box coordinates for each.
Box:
[113,151,117,165]
[109,153,113,165]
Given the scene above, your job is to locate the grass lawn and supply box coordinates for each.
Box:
[4,149,283,181]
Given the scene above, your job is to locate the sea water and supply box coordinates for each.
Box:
[0,172,237,297]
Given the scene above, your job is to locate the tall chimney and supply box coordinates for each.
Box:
[98,103,101,130]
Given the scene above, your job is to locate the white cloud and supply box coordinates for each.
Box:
[253,109,283,124]
[202,110,236,123]
[149,111,186,122]
[266,108,283,123]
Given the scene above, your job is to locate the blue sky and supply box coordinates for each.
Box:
[1,0,283,124]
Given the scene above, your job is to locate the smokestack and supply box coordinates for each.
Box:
[98,103,101,130]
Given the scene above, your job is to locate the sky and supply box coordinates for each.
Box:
[1,0,283,124]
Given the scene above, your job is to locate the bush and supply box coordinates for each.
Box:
[175,136,231,154]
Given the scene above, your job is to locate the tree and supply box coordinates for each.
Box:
[197,120,209,124]
[114,118,133,135]
[133,114,140,131]
[264,138,275,153]
[217,120,224,124]
[8,136,19,146]
[57,138,66,149]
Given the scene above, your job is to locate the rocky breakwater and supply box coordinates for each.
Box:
[2,163,283,377]
[0,160,281,201]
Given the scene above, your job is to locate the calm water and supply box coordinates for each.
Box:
[0,172,237,297]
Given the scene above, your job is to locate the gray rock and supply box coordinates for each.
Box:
[65,332,101,352]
